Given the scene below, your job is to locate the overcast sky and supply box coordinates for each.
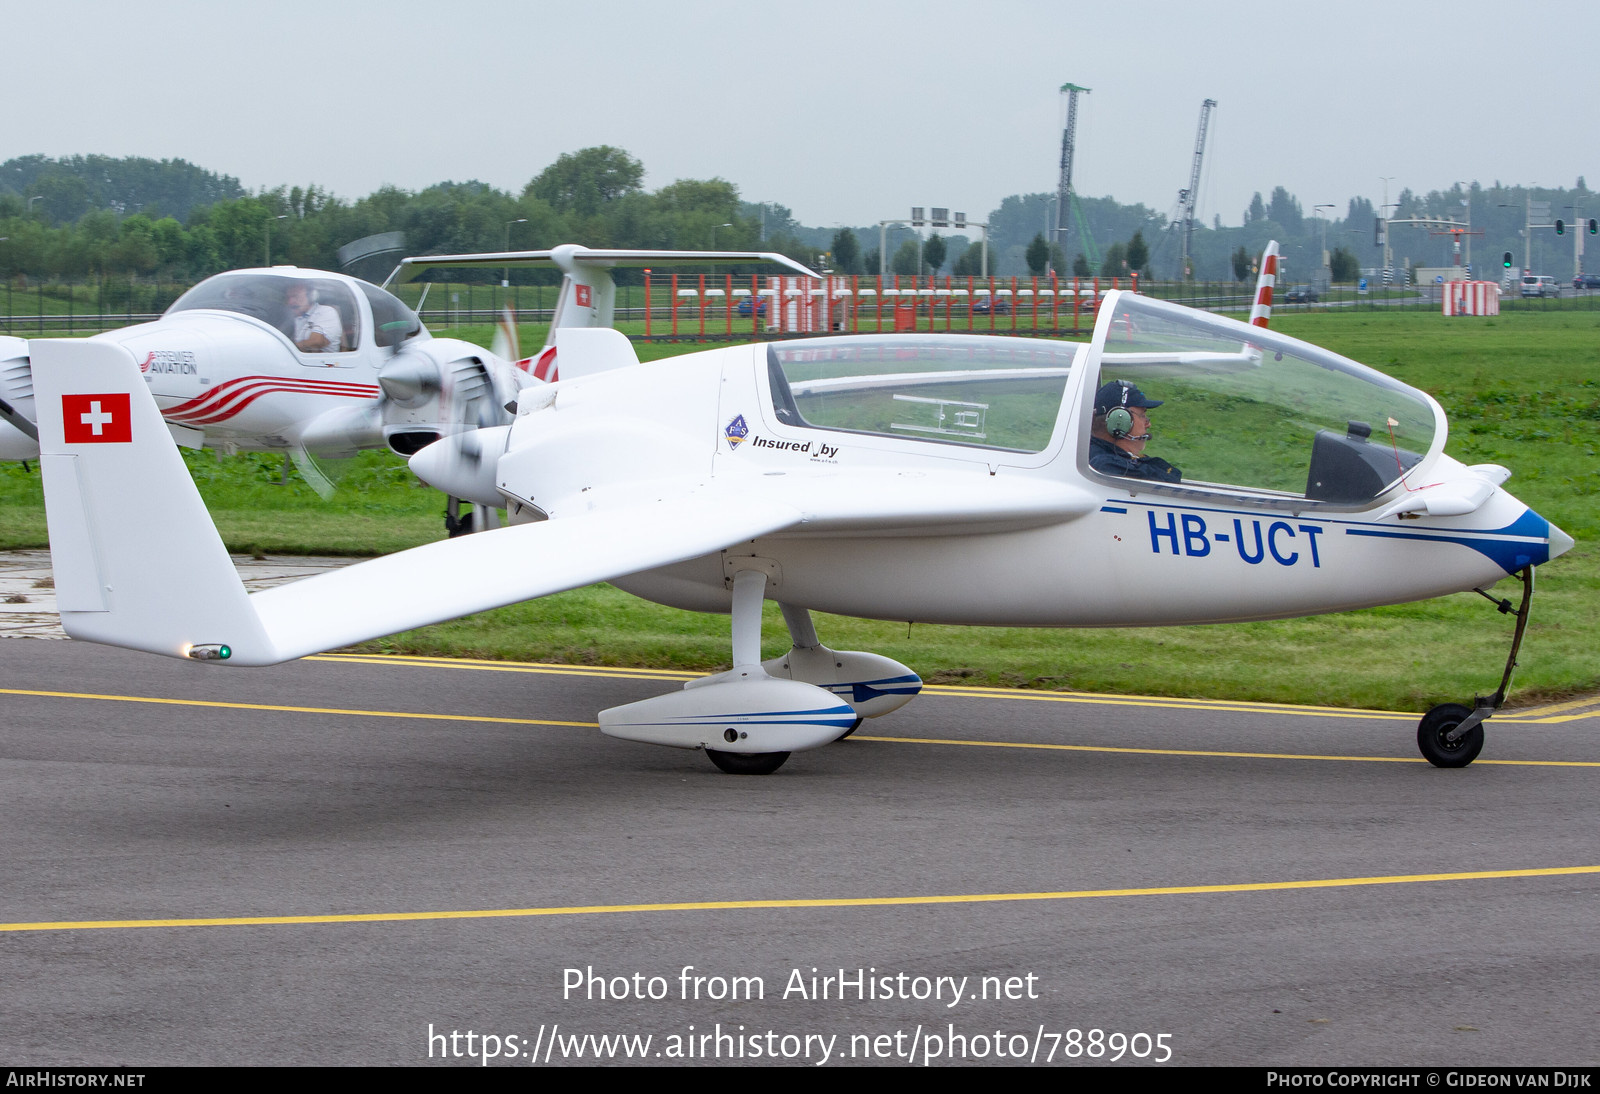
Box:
[11,1,1598,228]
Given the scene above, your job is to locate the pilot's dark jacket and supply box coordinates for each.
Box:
[1088,436,1182,483]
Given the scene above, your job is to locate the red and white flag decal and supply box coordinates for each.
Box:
[575,284,592,308]
[62,393,132,443]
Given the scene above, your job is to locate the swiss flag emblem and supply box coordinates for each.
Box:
[62,393,132,443]
[575,284,592,308]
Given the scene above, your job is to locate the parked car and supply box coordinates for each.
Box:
[1521,275,1560,298]
[971,296,1010,315]
[735,296,769,316]
[1572,273,1600,290]
[1284,285,1318,303]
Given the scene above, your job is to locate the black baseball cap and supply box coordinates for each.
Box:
[1094,379,1162,413]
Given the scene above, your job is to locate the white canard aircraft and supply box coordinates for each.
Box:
[29,282,1571,774]
[0,247,817,531]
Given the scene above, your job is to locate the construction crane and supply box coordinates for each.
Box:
[1056,82,1099,274]
[1177,99,1217,280]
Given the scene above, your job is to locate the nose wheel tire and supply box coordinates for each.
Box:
[1417,703,1484,768]
[706,750,791,775]
[835,717,864,742]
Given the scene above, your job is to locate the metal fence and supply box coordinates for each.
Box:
[3,274,1593,340]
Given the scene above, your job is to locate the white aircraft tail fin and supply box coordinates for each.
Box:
[1249,240,1279,327]
[31,338,277,663]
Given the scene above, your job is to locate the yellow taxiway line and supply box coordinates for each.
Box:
[3,864,1596,934]
[0,688,596,728]
[4,684,1596,767]
[310,652,1599,725]
[848,734,1600,767]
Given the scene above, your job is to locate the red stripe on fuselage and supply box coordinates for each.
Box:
[161,375,380,424]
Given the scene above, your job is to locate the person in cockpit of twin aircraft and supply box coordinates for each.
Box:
[284,283,344,354]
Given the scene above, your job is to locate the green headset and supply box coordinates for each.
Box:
[1101,380,1138,440]
[1105,406,1135,439]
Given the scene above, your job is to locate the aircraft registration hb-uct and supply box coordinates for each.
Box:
[0,245,815,531]
[29,248,1571,774]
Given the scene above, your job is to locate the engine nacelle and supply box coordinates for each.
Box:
[0,337,39,459]
[407,426,512,506]
[378,340,532,456]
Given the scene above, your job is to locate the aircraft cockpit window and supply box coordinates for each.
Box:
[767,336,1077,454]
[1084,294,1440,505]
[357,281,425,348]
[168,273,361,353]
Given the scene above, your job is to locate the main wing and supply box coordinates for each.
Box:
[31,338,804,666]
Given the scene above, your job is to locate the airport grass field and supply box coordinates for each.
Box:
[1,308,1593,711]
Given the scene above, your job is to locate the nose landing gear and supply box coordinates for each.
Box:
[1416,566,1533,768]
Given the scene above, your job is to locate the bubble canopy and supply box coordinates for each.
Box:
[767,335,1079,454]
[1084,292,1444,507]
[166,271,424,350]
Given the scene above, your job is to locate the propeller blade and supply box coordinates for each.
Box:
[490,307,520,363]
[288,443,337,501]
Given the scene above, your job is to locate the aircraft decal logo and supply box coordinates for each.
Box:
[62,393,132,443]
[161,375,380,426]
[576,284,592,308]
[137,350,198,375]
[724,416,840,462]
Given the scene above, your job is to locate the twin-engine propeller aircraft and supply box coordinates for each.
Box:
[0,267,529,491]
[0,246,816,532]
[30,284,1570,774]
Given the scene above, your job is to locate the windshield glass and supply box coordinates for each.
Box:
[1086,293,1440,504]
[768,335,1077,453]
[356,280,424,347]
[167,273,362,352]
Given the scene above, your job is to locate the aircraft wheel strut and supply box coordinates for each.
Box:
[1416,703,1484,768]
[706,750,790,775]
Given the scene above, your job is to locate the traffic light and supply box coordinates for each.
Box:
[1590,219,1598,235]
[1503,251,1513,269]
[1555,219,1565,235]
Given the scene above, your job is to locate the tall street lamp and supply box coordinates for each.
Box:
[1313,204,1335,283]
[1378,177,1395,278]
[503,218,527,287]
[264,215,288,266]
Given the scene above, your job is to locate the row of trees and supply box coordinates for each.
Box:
[0,148,817,285]
[2,151,1593,286]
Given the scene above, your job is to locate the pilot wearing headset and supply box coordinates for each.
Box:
[284,282,343,354]
[1088,379,1182,483]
